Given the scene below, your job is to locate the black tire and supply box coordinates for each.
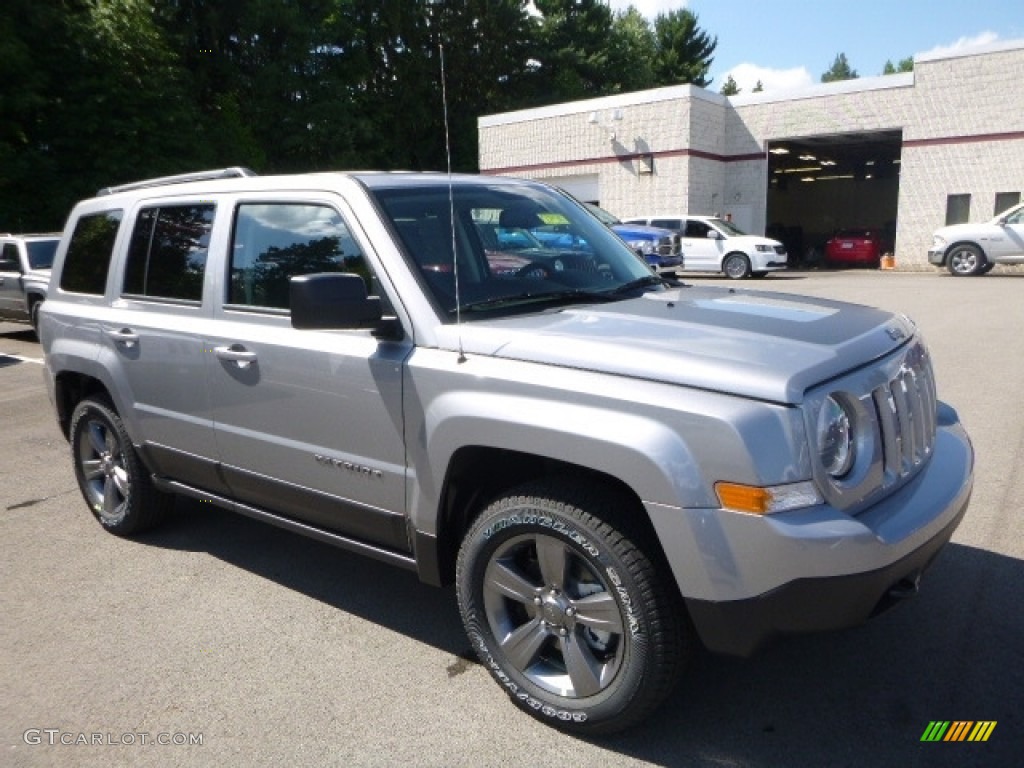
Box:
[946,244,986,276]
[981,262,996,274]
[722,252,752,279]
[456,479,689,734]
[29,300,41,337]
[69,395,172,535]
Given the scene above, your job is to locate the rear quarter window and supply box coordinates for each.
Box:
[59,210,124,295]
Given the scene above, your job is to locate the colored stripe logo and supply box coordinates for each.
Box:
[921,721,996,742]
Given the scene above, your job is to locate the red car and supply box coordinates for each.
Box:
[825,229,883,268]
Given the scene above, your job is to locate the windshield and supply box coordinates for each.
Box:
[26,239,59,269]
[371,180,658,319]
[709,219,748,237]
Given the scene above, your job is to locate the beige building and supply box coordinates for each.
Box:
[478,40,1024,269]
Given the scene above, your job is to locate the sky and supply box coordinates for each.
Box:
[606,0,1024,93]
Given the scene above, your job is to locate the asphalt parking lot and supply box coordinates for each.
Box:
[2,270,1022,767]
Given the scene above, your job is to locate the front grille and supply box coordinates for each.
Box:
[656,234,681,256]
[871,344,937,485]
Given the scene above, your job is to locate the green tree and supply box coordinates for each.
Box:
[883,56,914,74]
[605,7,657,93]
[0,0,203,230]
[652,9,716,87]
[531,0,617,103]
[821,52,858,82]
[720,74,740,96]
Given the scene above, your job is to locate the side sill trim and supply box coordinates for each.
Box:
[152,477,419,574]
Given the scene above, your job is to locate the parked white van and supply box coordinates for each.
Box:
[625,215,788,279]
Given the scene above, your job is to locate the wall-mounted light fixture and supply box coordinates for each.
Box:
[587,109,623,141]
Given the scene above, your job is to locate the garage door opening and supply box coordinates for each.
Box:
[765,131,902,267]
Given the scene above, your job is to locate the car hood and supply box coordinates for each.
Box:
[612,223,673,241]
[933,221,998,240]
[723,234,783,248]
[22,266,51,283]
[439,285,913,404]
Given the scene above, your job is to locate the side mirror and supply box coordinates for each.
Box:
[289,272,383,331]
[706,230,722,240]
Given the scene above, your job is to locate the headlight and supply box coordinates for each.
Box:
[627,239,655,255]
[931,235,947,249]
[755,244,772,252]
[817,394,854,478]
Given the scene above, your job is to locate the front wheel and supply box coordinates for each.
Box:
[456,480,689,734]
[722,253,752,279]
[947,244,986,276]
[69,396,172,535]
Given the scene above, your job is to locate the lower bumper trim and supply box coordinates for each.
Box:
[685,488,970,657]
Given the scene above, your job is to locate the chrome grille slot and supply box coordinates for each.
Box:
[872,346,937,484]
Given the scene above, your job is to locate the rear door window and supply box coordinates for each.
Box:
[123,204,215,302]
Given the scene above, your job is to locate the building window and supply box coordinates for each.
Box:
[945,194,971,225]
[994,192,1020,216]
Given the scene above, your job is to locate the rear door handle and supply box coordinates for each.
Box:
[106,328,139,348]
[214,344,257,368]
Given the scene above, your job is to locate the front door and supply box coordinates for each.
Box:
[680,219,721,272]
[0,243,24,319]
[206,197,412,551]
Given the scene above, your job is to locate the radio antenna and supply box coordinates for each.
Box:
[438,40,466,363]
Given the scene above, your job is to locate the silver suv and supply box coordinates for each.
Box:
[40,168,974,734]
[0,232,60,333]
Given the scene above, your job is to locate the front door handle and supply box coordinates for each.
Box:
[106,328,139,348]
[214,344,257,368]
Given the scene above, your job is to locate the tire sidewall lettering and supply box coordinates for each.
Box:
[482,512,600,559]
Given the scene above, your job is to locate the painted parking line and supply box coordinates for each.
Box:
[0,352,44,365]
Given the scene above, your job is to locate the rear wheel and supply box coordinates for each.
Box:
[723,253,752,279]
[69,396,172,535]
[947,244,986,276]
[456,479,689,734]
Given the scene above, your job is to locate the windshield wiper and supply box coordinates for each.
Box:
[455,289,617,314]
[604,274,675,296]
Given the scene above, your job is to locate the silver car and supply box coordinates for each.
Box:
[40,169,973,734]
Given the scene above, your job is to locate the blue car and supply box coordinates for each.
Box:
[530,203,683,273]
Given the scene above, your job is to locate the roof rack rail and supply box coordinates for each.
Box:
[97,167,258,196]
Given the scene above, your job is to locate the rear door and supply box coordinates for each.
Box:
[100,201,225,492]
[205,195,413,551]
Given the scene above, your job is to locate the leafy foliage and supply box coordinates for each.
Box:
[0,0,717,231]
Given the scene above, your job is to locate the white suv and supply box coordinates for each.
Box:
[928,202,1024,276]
[625,215,787,279]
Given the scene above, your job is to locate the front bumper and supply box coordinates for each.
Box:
[664,413,974,657]
[927,248,946,266]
